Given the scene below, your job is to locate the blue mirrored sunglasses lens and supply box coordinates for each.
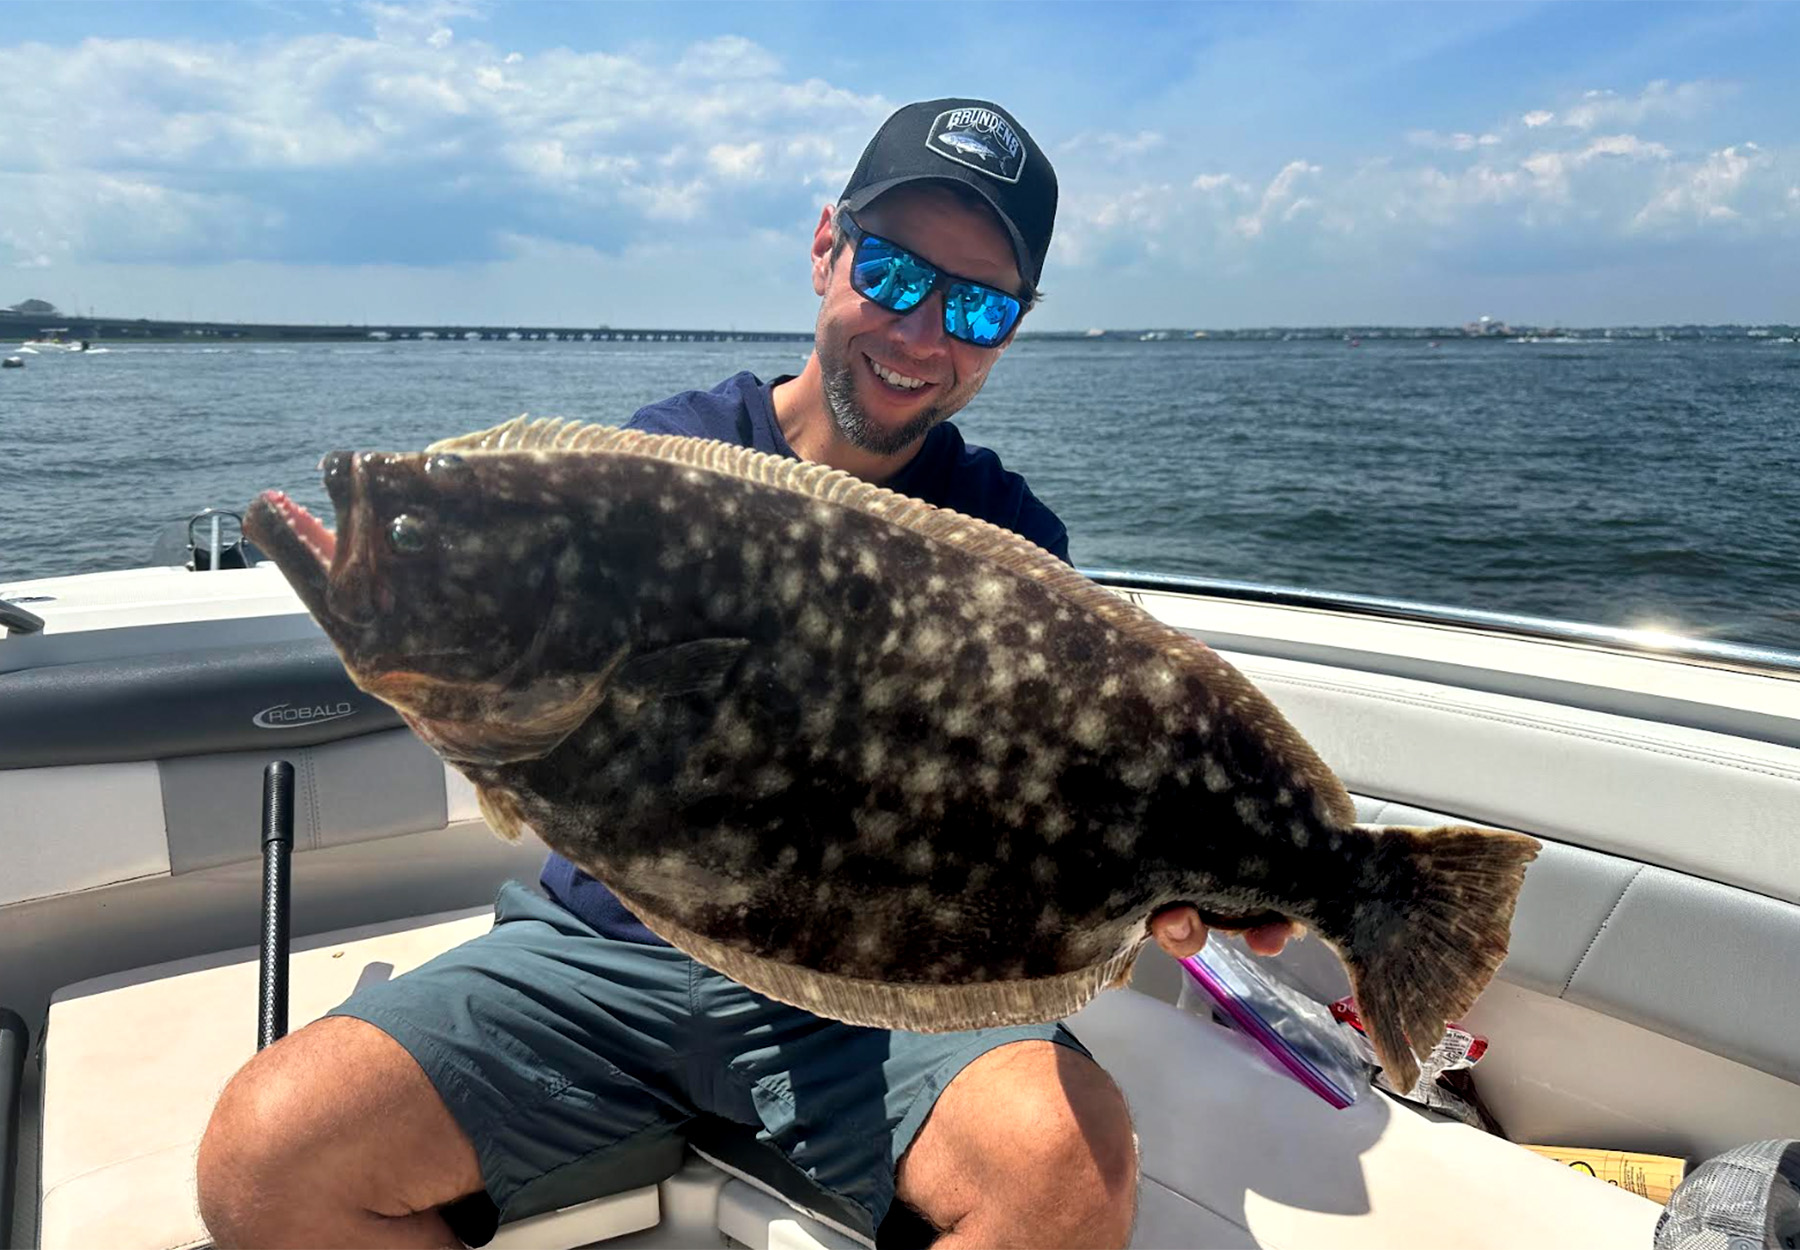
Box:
[851,236,935,312]
[944,282,1021,347]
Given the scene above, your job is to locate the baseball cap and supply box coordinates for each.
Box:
[838,98,1058,297]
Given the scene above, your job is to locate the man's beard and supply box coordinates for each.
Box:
[822,351,948,457]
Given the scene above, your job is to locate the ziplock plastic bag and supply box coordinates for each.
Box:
[1178,939,1371,1109]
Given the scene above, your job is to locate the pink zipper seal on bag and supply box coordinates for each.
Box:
[1179,948,1361,1109]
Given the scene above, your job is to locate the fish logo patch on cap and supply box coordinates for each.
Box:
[926,107,1026,183]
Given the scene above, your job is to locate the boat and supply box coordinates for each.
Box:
[1,357,21,369]
[16,330,87,352]
[3,511,1798,1250]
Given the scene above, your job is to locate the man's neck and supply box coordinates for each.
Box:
[773,354,925,484]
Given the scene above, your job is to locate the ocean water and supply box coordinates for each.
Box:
[3,336,1798,653]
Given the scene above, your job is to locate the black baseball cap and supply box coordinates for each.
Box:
[838,98,1057,298]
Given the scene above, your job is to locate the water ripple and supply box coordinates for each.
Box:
[3,338,1796,652]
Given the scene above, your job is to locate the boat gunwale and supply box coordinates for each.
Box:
[1082,568,1800,682]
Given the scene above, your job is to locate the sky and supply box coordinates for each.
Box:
[3,1,1797,331]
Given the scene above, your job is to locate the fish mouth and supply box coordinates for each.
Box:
[264,491,337,567]
[244,488,344,619]
[246,448,369,619]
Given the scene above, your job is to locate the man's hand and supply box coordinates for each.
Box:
[1148,906,1302,960]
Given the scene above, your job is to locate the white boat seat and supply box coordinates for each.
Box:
[1067,987,1664,1249]
[37,905,673,1250]
[39,900,1666,1250]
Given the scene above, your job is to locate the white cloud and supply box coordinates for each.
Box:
[674,35,782,81]
[0,19,888,269]
[1042,61,1799,298]
[707,141,766,181]
[1057,130,1167,161]
[0,171,262,269]
[1559,79,1723,131]
[1236,160,1321,238]
[1518,133,1671,200]
[1632,142,1770,229]
[1192,172,1252,195]
[360,1,483,45]
[1409,130,1503,151]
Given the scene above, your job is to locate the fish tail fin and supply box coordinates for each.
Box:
[1338,823,1539,1092]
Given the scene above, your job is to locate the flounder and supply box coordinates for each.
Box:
[244,417,1540,1090]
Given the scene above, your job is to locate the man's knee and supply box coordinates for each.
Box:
[198,1019,350,1236]
[196,1015,478,1245]
[903,1039,1139,1246]
[1016,1047,1139,1229]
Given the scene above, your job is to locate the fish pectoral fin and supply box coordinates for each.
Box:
[613,638,752,703]
[476,784,532,843]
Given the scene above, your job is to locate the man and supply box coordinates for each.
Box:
[197,97,1294,1249]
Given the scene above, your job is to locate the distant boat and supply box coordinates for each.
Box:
[2,355,22,368]
[21,328,88,352]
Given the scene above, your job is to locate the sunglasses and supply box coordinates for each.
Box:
[839,211,1026,349]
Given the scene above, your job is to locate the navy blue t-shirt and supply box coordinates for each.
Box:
[539,371,1071,943]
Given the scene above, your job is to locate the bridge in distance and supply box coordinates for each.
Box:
[0,310,813,344]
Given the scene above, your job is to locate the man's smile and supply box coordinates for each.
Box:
[864,352,937,395]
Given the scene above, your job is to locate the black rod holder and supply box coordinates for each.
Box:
[258,761,295,1050]
[0,600,45,635]
[0,1006,26,1242]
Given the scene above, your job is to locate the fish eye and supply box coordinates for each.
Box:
[387,514,431,554]
[425,453,469,476]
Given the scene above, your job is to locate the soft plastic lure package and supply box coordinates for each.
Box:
[1178,939,1371,1109]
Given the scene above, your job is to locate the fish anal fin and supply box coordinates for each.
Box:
[614,638,751,703]
[1339,823,1541,1093]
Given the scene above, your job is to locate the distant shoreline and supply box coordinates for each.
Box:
[3,309,1795,345]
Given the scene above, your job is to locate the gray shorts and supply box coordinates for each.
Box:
[330,880,1087,1241]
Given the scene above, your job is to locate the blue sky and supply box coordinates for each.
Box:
[3,1,1796,330]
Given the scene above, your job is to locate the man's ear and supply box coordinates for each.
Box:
[809,203,835,297]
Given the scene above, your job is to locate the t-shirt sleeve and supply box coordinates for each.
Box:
[620,372,768,446]
[1025,499,1072,564]
[964,446,1072,565]
[626,398,714,438]
[627,408,690,435]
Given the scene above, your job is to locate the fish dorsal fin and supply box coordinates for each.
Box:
[429,415,604,454]
[421,420,1356,826]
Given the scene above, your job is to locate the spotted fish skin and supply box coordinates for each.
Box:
[245,419,1540,1091]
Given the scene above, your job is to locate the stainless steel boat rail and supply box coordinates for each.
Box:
[1081,568,1800,680]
